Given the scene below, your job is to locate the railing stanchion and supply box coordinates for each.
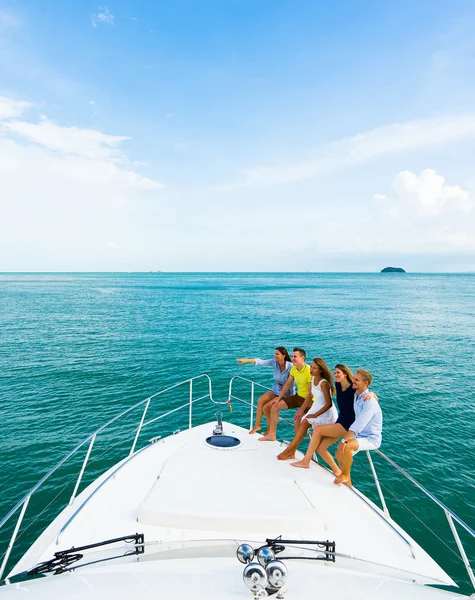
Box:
[0,495,30,581]
[70,434,96,505]
[250,382,255,430]
[189,379,193,429]
[366,451,390,517]
[129,399,151,456]
[445,511,475,589]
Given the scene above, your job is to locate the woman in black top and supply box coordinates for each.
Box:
[334,363,356,430]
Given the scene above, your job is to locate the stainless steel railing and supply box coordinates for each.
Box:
[0,373,223,581]
[372,448,475,589]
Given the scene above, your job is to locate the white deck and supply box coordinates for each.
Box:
[10,421,456,594]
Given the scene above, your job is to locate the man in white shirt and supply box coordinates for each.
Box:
[334,368,382,487]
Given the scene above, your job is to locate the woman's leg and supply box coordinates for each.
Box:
[250,391,276,433]
[316,436,341,476]
[291,423,347,468]
[277,419,311,460]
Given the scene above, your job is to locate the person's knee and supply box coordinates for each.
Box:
[311,426,321,438]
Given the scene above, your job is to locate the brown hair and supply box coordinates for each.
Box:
[293,347,306,359]
[275,346,291,362]
[356,367,373,386]
[334,364,354,384]
[312,358,336,396]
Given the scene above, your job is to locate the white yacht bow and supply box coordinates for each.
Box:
[1,375,473,599]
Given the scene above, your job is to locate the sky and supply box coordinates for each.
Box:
[1,0,475,272]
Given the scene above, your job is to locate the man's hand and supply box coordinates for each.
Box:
[269,397,281,408]
[364,392,378,402]
[294,408,304,423]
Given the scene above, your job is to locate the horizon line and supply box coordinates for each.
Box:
[1,270,474,275]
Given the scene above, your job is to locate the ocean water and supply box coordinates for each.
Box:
[0,273,474,593]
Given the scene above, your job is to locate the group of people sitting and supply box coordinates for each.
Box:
[237,347,383,486]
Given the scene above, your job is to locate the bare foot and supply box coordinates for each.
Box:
[249,426,261,434]
[277,449,295,460]
[332,469,342,477]
[333,474,350,485]
[290,460,310,469]
[258,435,276,442]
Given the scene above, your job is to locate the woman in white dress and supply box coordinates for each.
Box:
[278,357,338,463]
[302,357,338,427]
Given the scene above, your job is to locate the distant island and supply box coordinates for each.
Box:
[381,267,406,273]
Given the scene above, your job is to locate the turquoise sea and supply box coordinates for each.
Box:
[0,273,474,593]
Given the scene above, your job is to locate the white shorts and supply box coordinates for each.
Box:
[351,437,379,455]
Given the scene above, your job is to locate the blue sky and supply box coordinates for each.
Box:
[1,0,475,271]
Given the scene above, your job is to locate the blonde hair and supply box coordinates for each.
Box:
[312,358,336,396]
[334,364,354,384]
[356,368,373,386]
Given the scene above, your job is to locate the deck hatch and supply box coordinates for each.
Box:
[205,435,241,448]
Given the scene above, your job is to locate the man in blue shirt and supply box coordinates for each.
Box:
[334,368,382,487]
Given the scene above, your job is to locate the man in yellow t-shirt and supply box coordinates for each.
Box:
[259,348,313,442]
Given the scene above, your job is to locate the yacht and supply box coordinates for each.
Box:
[1,374,474,599]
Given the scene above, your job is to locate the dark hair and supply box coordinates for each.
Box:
[334,364,354,384]
[275,346,291,362]
[312,358,336,396]
[293,347,306,359]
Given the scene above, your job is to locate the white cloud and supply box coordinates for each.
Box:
[0,111,162,191]
[393,169,473,215]
[0,95,165,270]
[0,96,31,120]
[91,7,114,28]
[222,114,475,189]
[3,116,130,161]
[373,193,389,201]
